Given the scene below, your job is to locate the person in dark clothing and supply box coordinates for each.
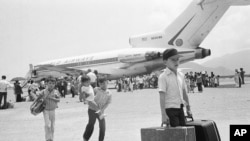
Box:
[58,79,67,98]
[62,80,67,98]
[94,70,99,87]
[14,81,23,102]
[116,79,121,92]
[196,73,203,92]
[70,79,77,98]
[240,68,245,84]
[56,80,63,96]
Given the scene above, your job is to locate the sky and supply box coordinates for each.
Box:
[1,0,250,80]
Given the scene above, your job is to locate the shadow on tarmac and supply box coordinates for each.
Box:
[217,84,238,88]
[217,82,249,89]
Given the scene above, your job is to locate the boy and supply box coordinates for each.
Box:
[83,75,112,141]
[37,76,60,141]
[80,75,93,104]
[158,48,192,127]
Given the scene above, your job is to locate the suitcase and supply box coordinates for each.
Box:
[141,125,196,141]
[185,117,221,141]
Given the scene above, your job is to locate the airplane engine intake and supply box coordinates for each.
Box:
[195,48,211,59]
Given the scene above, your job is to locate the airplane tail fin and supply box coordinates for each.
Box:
[164,0,231,48]
[129,0,250,49]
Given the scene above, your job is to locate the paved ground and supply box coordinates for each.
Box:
[0,80,250,141]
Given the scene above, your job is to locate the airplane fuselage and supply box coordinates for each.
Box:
[34,47,204,80]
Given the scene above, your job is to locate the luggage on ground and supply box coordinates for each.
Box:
[186,117,221,141]
[141,125,196,141]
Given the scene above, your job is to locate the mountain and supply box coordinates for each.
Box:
[201,49,250,74]
[179,62,234,76]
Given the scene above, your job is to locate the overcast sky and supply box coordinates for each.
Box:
[1,0,250,80]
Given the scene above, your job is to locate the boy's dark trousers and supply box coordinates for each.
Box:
[83,109,106,141]
[165,104,186,127]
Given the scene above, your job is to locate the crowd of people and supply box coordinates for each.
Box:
[183,67,246,93]
[115,74,158,92]
[0,67,247,109]
[184,71,220,93]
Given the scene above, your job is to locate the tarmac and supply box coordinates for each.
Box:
[0,79,250,141]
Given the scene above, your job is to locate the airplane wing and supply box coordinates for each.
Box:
[36,64,86,76]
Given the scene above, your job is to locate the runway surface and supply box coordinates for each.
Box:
[0,80,250,141]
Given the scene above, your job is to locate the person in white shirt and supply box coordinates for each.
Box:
[158,48,192,127]
[0,75,13,109]
[87,69,97,88]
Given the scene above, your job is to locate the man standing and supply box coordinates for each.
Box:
[0,75,12,109]
[240,68,245,85]
[158,48,192,127]
[87,69,97,88]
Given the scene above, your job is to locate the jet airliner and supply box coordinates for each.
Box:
[24,0,250,83]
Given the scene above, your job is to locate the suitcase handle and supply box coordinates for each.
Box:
[185,116,194,122]
[161,122,170,128]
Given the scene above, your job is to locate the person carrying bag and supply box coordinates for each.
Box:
[30,90,49,116]
[31,76,60,141]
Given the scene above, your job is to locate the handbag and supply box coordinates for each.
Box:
[30,90,49,116]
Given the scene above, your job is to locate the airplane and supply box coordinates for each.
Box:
[23,0,250,85]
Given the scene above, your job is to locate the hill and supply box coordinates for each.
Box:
[179,62,234,76]
[202,49,250,74]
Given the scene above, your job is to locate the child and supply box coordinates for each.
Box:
[37,76,60,141]
[80,75,94,104]
[158,48,192,127]
[83,75,112,141]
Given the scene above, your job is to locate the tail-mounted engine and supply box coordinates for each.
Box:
[195,47,211,59]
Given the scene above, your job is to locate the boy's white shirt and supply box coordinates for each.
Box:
[158,68,187,108]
